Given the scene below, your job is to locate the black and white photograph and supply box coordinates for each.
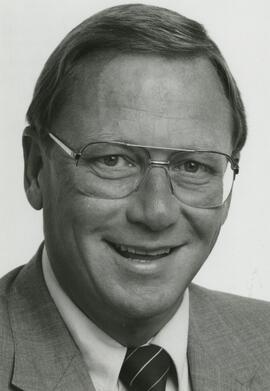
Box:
[1,1,270,389]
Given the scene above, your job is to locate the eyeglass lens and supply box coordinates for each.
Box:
[76,142,234,208]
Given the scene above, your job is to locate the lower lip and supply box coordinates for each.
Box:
[106,242,178,274]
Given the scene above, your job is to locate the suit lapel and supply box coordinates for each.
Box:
[7,249,270,391]
[187,284,263,391]
[8,246,95,391]
[53,355,96,391]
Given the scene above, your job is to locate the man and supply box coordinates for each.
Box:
[1,3,270,391]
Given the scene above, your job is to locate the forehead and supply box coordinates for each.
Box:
[53,53,233,153]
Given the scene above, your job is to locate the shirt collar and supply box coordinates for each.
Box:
[152,289,189,385]
[42,246,189,390]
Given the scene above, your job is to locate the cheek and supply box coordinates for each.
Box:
[52,192,128,248]
[41,160,124,230]
[182,205,224,249]
[69,196,126,235]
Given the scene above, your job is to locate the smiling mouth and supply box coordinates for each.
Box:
[107,241,176,260]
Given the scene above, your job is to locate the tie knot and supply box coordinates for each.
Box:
[120,344,172,391]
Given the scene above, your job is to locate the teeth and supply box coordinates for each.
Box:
[120,245,136,254]
[118,244,171,256]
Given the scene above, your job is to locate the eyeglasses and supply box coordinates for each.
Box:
[48,132,239,209]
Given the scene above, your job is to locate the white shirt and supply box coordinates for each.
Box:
[42,247,191,391]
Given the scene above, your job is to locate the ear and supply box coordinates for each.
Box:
[23,126,43,210]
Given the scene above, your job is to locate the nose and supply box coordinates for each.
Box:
[126,167,180,232]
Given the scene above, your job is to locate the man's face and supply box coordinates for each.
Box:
[36,54,233,332]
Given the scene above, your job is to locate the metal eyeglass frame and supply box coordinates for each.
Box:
[48,131,239,176]
[47,131,239,206]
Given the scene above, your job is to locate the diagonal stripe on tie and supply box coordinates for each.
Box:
[119,344,172,391]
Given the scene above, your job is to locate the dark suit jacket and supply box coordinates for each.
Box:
[1,246,270,390]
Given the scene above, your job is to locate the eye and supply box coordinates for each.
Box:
[102,155,120,166]
[173,160,207,173]
[95,155,134,168]
[172,159,212,176]
[183,161,202,173]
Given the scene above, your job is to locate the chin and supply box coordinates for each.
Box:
[115,290,183,321]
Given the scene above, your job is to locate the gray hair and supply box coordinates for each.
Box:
[26,3,247,154]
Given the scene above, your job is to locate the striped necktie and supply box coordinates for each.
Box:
[119,344,172,391]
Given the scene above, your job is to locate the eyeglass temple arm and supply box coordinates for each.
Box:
[48,132,81,161]
[232,158,239,175]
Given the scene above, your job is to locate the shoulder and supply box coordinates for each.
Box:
[190,282,270,311]
[190,283,270,337]
[0,265,24,296]
[0,265,24,326]
[0,265,24,385]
